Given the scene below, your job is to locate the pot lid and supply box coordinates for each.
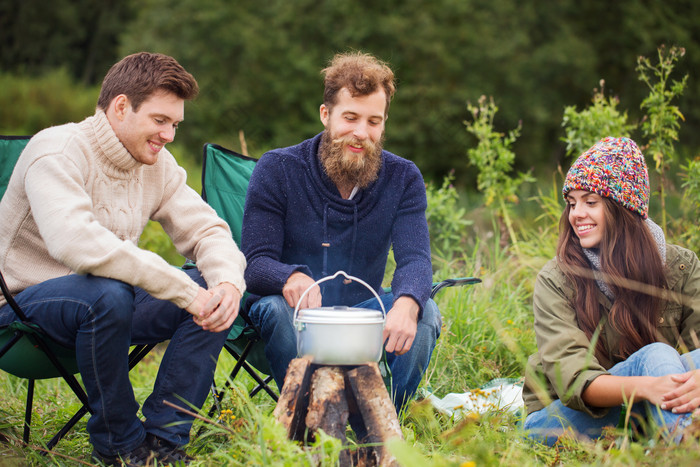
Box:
[296,306,384,324]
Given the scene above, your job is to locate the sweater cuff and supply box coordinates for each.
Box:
[175,279,201,310]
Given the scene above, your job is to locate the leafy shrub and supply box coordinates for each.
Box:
[679,157,700,252]
[465,96,533,252]
[561,80,634,159]
[426,171,472,265]
[0,69,97,134]
[637,45,688,232]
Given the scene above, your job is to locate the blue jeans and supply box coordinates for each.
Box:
[248,293,441,411]
[0,269,228,455]
[525,343,700,446]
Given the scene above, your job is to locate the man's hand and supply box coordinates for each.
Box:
[383,296,420,355]
[283,271,322,309]
[186,282,241,333]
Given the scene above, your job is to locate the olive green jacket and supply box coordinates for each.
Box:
[523,244,700,417]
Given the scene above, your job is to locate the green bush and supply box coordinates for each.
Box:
[0,69,97,134]
[426,171,472,268]
[561,80,634,159]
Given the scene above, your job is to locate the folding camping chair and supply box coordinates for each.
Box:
[200,142,482,413]
[0,135,156,451]
[200,144,278,415]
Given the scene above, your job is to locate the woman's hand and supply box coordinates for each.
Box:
[582,374,681,407]
[660,369,700,414]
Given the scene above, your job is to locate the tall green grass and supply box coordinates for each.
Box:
[3,150,700,465]
[5,205,700,466]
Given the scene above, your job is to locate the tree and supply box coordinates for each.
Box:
[0,0,134,85]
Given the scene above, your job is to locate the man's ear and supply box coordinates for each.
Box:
[112,94,130,121]
[319,103,329,127]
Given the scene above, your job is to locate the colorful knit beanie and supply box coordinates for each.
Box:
[562,136,649,219]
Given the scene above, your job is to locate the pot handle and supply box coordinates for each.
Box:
[293,270,387,323]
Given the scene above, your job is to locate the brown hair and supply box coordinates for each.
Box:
[97,52,199,111]
[321,51,396,116]
[557,197,666,361]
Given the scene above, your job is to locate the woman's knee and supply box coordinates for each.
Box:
[616,342,683,377]
[636,342,679,360]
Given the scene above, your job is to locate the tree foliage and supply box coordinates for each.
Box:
[465,96,533,250]
[117,0,605,180]
[2,0,700,188]
[0,0,135,85]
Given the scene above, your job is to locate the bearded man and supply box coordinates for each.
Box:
[241,52,439,411]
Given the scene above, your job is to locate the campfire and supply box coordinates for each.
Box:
[273,357,403,466]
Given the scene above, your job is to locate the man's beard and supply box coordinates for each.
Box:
[318,129,383,190]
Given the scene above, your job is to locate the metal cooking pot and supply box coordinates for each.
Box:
[294,271,386,365]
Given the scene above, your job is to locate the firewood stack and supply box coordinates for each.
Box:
[273,357,403,466]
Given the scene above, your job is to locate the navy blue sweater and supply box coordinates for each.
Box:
[241,133,432,310]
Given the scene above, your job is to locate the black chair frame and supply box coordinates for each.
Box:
[0,268,155,451]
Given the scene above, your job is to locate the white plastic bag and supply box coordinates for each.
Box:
[423,378,524,420]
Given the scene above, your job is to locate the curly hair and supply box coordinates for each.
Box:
[321,51,395,116]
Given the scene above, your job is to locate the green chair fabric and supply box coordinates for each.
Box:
[0,135,30,196]
[0,322,80,379]
[201,143,278,404]
[202,143,257,248]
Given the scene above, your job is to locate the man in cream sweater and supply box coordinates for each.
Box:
[0,52,245,465]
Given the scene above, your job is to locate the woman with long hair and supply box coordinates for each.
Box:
[523,136,700,445]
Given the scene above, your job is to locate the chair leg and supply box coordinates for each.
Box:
[226,347,279,402]
[204,343,277,418]
[46,406,89,450]
[23,379,34,444]
[128,344,156,369]
[249,375,278,401]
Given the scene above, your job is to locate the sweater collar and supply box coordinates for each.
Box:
[83,109,141,178]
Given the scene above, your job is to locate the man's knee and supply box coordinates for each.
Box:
[249,295,293,323]
[82,276,135,326]
[419,299,441,339]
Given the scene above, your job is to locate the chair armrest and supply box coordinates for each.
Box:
[430,277,481,299]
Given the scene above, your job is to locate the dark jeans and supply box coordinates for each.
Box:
[0,268,228,455]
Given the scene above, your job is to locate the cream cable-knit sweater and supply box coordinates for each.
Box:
[0,110,246,309]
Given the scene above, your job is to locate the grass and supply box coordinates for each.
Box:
[5,248,700,466]
[3,166,700,465]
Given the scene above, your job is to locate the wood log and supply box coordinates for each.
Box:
[306,366,349,439]
[346,363,403,467]
[272,356,313,441]
[305,366,352,466]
